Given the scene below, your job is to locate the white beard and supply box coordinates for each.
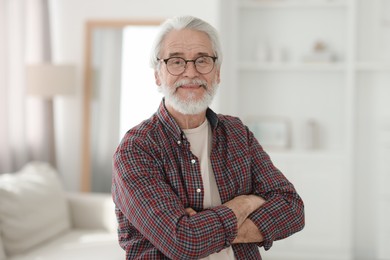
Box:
[159,78,219,115]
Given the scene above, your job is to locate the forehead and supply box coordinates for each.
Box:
[160,29,213,57]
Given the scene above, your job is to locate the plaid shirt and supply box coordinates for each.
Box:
[112,100,304,260]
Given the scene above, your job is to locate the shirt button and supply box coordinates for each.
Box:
[177,140,181,145]
[191,159,196,164]
[196,188,201,193]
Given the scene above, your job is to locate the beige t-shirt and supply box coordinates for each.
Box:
[183,119,235,260]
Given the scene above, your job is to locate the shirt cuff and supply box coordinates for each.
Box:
[210,205,238,247]
[248,208,275,250]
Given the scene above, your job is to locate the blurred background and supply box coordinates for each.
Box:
[1,0,389,259]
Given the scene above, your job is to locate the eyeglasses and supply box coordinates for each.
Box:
[157,56,218,76]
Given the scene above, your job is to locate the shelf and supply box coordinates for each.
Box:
[238,61,347,72]
[356,62,390,72]
[240,0,348,9]
[268,149,345,159]
[239,62,390,72]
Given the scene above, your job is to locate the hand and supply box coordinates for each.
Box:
[233,219,264,244]
[186,197,265,244]
[223,195,266,228]
[185,207,197,217]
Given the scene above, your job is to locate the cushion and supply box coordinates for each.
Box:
[7,230,124,260]
[66,193,117,232]
[0,161,71,256]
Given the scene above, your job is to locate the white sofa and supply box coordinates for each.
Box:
[0,162,125,260]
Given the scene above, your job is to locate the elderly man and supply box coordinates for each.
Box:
[112,15,304,260]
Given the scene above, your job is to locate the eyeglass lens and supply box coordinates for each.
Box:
[165,56,215,75]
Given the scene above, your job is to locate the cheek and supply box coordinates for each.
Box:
[156,70,175,86]
[162,74,178,87]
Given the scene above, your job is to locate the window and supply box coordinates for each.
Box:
[120,26,162,138]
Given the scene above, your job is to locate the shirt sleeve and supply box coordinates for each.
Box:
[112,137,238,259]
[246,128,305,250]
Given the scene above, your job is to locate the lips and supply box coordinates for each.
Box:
[180,84,203,89]
[175,79,207,89]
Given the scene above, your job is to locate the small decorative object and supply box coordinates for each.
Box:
[271,45,289,63]
[255,39,290,63]
[303,40,338,63]
[247,118,290,150]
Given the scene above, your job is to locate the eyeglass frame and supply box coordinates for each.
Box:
[157,55,218,76]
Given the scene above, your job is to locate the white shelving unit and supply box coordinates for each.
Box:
[238,61,348,71]
[355,0,390,258]
[220,0,390,259]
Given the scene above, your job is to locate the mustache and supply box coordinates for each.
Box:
[174,79,208,89]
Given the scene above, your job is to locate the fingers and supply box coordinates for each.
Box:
[185,207,197,217]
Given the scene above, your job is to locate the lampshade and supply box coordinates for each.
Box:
[26,64,76,98]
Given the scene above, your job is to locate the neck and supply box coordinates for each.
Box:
[166,103,206,129]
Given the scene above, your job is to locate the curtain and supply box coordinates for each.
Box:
[25,0,56,166]
[0,0,54,173]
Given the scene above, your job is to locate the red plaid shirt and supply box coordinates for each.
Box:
[112,100,304,259]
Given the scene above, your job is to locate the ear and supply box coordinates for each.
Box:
[154,71,161,86]
[216,68,221,84]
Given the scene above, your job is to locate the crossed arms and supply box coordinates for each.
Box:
[185,195,266,244]
[113,144,304,259]
[112,120,304,259]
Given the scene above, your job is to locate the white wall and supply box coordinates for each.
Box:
[49,0,221,191]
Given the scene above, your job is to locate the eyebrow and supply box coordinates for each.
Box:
[167,52,211,58]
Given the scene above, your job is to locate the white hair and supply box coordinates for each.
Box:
[149,16,223,70]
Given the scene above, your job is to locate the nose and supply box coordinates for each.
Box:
[182,61,199,77]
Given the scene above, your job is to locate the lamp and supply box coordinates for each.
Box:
[26,64,76,97]
[26,64,76,167]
